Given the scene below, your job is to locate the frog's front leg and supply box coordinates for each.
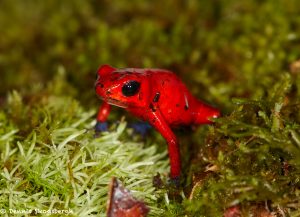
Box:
[95,102,111,132]
[146,110,181,181]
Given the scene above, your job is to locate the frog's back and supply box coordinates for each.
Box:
[145,70,199,126]
[125,68,219,127]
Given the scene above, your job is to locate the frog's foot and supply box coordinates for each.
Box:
[94,121,108,137]
[168,176,181,188]
[128,122,152,137]
[95,121,108,132]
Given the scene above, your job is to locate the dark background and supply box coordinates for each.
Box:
[1,0,299,111]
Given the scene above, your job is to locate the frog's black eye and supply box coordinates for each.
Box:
[122,80,140,97]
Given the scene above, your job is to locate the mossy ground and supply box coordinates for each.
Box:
[1,0,300,216]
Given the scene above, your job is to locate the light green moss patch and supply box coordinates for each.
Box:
[0,91,169,216]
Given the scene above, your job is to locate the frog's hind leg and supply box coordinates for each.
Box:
[193,101,220,124]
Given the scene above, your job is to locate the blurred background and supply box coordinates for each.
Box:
[1,0,300,111]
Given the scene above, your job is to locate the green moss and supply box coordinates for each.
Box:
[0,91,169,216]
[185,73,300,216]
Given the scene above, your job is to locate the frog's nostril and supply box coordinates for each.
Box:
[106,90,112,95]
[94,82,104,93]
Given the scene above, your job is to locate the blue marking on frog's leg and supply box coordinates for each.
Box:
[168,176,181,188]
[128,121,152,137]
[95,121,108,132]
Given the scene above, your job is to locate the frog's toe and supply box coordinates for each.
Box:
[95,121,108,132]
[168,176,181,188]
[128,122,152,137]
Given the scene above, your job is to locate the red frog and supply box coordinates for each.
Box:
[95,65,220,182]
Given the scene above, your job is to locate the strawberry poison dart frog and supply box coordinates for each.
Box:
[95,65,220,181]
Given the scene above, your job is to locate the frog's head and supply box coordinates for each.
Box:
[95,65,150,108]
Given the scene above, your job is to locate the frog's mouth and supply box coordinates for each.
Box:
[106,97,128,108]
[97,95,127,108]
